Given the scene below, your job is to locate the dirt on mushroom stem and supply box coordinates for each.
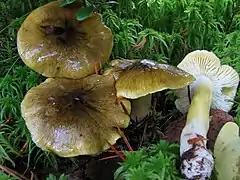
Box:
[164,109,235,152]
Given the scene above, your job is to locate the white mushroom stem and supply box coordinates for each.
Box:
[180,76,214,179]
[130,94,152,122]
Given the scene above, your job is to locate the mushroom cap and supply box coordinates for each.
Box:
[109,59,195,99]
[175,50,239,113]
[17,1,113,79]
[214,122,240,180]
[21,74,130,157]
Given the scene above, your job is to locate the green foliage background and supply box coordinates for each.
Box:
[0,0,239,178]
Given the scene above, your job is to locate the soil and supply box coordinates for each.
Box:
[64,155,120,180]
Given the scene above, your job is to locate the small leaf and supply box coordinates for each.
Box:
[75,6,94,21]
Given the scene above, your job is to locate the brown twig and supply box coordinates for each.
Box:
[107,142,125,161]
[117,127,133,152]
[139,119,149,148]
[99,154,125,161]
[133,36,147,49]
[19,142,29,154]
[30,171,39,180]
[30,171,34,180]
[0,164,29,180]
[0,114,14,130]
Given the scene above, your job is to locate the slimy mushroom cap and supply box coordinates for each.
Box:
[21,74,130,157]
[110,59,195,99]
[17,1,113,79]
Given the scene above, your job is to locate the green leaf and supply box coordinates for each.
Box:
[75,6,94,21]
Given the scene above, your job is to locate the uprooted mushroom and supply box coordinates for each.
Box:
[21,73,131,157]
[173,50,239,179]
[17,1,113,79]
[106,59,195,122]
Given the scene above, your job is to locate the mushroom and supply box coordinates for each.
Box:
[174,50,239,179]
[17,1,113,79]
[108,59,195,122]
[214,122,240,180]
[21,73,130,157]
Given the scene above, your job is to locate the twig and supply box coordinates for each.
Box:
[30,171,39,180]
[30,171,34,180]
[0,164,29,180]
[99,154,125,161]
[117,127,133,152]
[133,36,147,49]
[20,142,29,154]
[106,142,125,161]
[139,119,149,148]
[0,115,13,130]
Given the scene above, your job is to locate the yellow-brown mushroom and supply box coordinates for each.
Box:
[21,74,130,157]
[108,59,195,122]
[17,1,113,79]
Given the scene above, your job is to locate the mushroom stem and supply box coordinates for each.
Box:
[180,76,214,179]
[185,76,212,138]
[130,94,152,122]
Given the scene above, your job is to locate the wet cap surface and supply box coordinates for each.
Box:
[21,74,130,157]
[17,1,113,79]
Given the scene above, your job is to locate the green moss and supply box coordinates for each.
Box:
[114,140,182,180]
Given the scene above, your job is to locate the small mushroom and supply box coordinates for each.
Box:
[17,1,113,79]
[214,122,240,180]
[109,59,195,122]
[174,50,239,179]
[21,74,130,157]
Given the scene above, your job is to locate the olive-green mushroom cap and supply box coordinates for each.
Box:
[17,1,113,79]
[109,59,195,99]
[21,74,130,157]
